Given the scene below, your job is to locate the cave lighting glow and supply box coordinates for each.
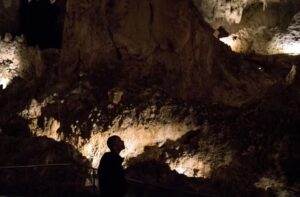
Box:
[0,77,10,89]
[22,96,207,178]
[221,36,300,55]
[219,36,234,48]
[282,43,300,55]
[167,157,210,178]
[219,36,241,52]
[80,123,194,169]
[0,39,24,89]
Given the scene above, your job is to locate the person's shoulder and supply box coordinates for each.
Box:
[99,152,112,167]
[102,152,111,157]
[102,151,117,160]
[101,152,112,159]
[102,151,121,159]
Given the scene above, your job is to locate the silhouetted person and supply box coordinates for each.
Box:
[98,135,127,197]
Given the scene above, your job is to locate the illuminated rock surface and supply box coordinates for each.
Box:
[0,0,299,196]
[197,0,300,55]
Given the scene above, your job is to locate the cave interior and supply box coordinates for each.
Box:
[0,0,299,196]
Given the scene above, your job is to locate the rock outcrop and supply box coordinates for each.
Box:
[197,0,300,55]
[0,1,299,196]
[60,0,230,101]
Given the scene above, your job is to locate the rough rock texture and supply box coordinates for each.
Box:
[0,29,64,90]
[199,0,300,55]
[268,13,300,55]
[18,87,200,169]
[219,11,300,55]
[0,0,300,196]
[60,0,289,106]
[8,69,298,196]
[0,0,21,35]
[125,84,300,197]
[60,0,229,102]
[193,0,294,26]
[0,34,45,88]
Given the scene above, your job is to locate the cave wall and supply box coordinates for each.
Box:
[193,0,300,55]
[0,0,21,35]
[192,0,297,28]
[0,0,66,48]
[60,0,230,101]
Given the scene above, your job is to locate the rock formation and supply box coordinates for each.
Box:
[0,0,299,196]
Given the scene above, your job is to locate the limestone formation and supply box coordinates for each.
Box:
[0,0,299,196]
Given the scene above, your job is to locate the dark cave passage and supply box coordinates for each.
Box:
[20,0,65,49]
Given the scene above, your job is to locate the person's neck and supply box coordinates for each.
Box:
[111,149,120,155]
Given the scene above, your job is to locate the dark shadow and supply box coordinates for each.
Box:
[126,160,217,197]
[20,0,66,49]
[216,26,229,38]
[0,135,92,196]
[0,77,35,137]
[1,116,30,137]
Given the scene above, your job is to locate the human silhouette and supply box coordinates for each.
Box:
[98,135,127,197]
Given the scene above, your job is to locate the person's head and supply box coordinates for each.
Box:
[107,135,125,154]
